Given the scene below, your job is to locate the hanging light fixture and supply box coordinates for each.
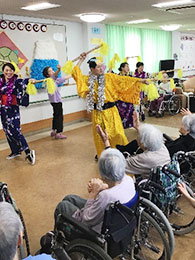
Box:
[160,24,182,31]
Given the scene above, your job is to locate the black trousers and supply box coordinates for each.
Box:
[51,102,63,133]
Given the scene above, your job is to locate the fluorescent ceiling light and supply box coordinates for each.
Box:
[127,19,153,24]
[152,0,194,8]
[80,13,105,23]
[21,2,60,11]
[160,24,181,31]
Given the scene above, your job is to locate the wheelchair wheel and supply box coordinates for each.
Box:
[134,211,171,260]
[139,197,174,256]
[168,96,181,115]
[168,184,195,235]
[66,238,112,260]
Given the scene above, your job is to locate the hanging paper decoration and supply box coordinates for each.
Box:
[9,21,16,30]
[170,78,175,90]
[41,24,47,32]
[26,82,37,95]
[18,57,25,64]
[45,78,56,94]
[0,20,7,29]
[158,71,163,80]
[177,69,182,78]
[25,23,32,32]
[33,24,40,32]
[17,22,24,31]
[61,60,74,75]
[137,56,141,62]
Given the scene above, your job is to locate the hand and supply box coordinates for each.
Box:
[88,178,108,198]
[141,79,148,84]
[180,108,192,116]
[57,64,61,70]
[80,52,87,61]
[133,111,140,131]
[96,125,110,147]
[178,182,191,198]
[29,78,36,84]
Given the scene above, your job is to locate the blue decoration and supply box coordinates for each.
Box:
[14,50,18,55]
[30,59,62,89]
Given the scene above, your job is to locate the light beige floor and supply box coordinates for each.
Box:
[0,114,194,259]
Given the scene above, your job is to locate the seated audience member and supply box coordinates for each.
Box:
[99,111,170,179]
[164,113,195,157]
[0,202,52,260]
[148,73,173,117]
[178,182,195,208]
[54,148,136,233]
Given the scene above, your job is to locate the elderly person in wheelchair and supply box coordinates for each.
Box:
[116,111,171,179]
[148,73,180,117]
[54,146,136,233]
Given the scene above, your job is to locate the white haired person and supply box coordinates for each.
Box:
[54,148,136,233]
[98,111,170,179]
[72,53,147,159]
[164,112,195,157]
[0,202,52,260]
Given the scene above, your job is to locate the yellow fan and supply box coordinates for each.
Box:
[178,69,182,78]
[61,60,74,75]
[158,72,163,81]
[137,56,141,62]
[170,78,175,90]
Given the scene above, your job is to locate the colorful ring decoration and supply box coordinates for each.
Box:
[25,23,32,32]
[41,24,47,32]
[33,24,40,32]
[17,22,24,31]
[0,20,7,29]
[8,21,16,30]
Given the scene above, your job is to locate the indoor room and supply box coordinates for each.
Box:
[0,1,195,260]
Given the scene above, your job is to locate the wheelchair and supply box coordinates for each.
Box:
[158,92,181,116]
[49,192,171,260]
[0,182,30,259]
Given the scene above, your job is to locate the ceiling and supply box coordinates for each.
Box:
[0,0,195,32]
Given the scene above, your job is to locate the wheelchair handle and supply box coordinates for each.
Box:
[147,180,166,194]
[162,165,180,178]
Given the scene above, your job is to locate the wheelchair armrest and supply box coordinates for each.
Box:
[163,133,174,142]
[55,213,105,247]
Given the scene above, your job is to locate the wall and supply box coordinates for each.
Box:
[0,14,105,131]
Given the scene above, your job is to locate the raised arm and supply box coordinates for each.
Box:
[54,64,61,78]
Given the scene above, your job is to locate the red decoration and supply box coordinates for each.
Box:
[17,22,24,31]
[8,21,16,30]
[0,20,7,29]
[25,23,32,32]
[33,24,40,32]
[41,24,47,32]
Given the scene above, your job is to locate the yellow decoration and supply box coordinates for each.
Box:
[108,57,115,69]
[114,53,121,62]
[11,61,19,74]
[170,78,175,90]
[96,56,103,63]
[137,56,141,62]
[123,57,128,62]
[61,60,74,75]
[158,71,163,81]
[46,78,56,94]
[18,57,25,64]
[178,69,182,78]
[26,82,37,95]
[142,83,159,101]
[99,42,109,56]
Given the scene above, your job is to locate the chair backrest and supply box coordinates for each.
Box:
[101,201,137,258]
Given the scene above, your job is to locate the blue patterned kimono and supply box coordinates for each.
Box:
[0,76,29,154]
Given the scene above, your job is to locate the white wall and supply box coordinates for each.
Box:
[0,14,105,129]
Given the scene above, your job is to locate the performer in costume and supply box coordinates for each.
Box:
[43,64,71,139]
[72,54,146,158]
[0,63,35,165]
[134,62,147,121]
[116,62,135,128]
